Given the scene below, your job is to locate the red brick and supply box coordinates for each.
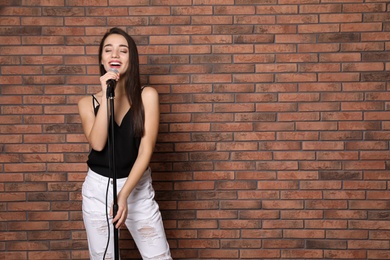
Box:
[174,181,214,191]
[221,239,261,249]
[199,249,239,259]
[321,13,362,23]
[214,103,254,113]
[369,231,390,240]
[306,220,348,229]
[326,230,368,239]
[284,230,325,239]
[317,151,359,160]
[279,93,320,102]
[281,209,323,220]
[266,239,305,249]
[297,121,337,131]
[279,112,319,121]
[300,4,341,13]
[325,250,367,259]
[257,64,296,74]
[0,252,27,259]
[241,249,281,259]
[343,3,386,13]
[362,32,390,42]
[348,240,389,250]
[257,5,297,14]
[254,122,294,132]
[278,14,318,24]
[320,53,361,62]
[349,201,390,210]
[364,171,390,180]
[341,23,382,32]
[299,24,339,33]
[0,212,27,221]
[278,171,318,180]
[197,16,234,26]
[367,191,390,200]
[341,42,384,51]
[319,72,360,82]
[237,191,278,200]
[217,180,257,190]
[323,191,365,200]
[262,200,303,210]
[368,250,390,259]
[179,239,219,249]
[256,43,296,53]
[197,210,237,219]
[213,123,253,132]
[221,200,261,210]
[304,41,341,52]
[306,200,347,209]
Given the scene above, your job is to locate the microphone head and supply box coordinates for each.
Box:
[106,68,118,90]
[109,68,119,74]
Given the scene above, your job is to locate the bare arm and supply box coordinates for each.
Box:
[78,94,109,151]
[78,70,119,151]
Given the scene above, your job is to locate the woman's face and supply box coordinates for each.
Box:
[101,33,129,75]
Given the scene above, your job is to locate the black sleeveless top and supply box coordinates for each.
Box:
[87,95,141,179]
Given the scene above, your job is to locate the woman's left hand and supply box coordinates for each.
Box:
[111,192,128,229]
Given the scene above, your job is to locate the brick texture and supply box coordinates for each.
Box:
[1,1,390,260]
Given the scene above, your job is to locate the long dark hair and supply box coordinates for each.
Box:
[98,27,144,137]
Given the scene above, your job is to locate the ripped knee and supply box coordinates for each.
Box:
[132,216,172,259]
[138,225,161,242]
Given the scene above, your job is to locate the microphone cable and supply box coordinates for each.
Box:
[103,177,111,260]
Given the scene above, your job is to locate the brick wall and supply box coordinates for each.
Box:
[1,1,390,259]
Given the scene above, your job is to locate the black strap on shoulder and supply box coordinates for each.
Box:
[92,95,100,115]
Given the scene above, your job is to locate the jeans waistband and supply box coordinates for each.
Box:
[87,167,151,185]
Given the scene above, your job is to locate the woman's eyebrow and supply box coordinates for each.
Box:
[104,43,129,48]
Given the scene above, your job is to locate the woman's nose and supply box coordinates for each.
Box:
[111,49,119,58]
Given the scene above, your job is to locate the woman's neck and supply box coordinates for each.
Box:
[114,81,126,96]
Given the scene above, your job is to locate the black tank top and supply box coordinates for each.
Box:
[87,95,140,178]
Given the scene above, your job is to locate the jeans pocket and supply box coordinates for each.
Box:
[82,176,96,199]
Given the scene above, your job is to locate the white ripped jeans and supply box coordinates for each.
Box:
[82,167,172,260]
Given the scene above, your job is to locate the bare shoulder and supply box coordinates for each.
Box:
[77,94,97,120]
[78,91,103,106]
[78,95,92,110]
[142,86,158,96]
[141,86,159,103]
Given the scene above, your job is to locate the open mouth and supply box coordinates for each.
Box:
[109,61,121,69]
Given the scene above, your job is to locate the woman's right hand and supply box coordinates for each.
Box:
[99,69,120,92]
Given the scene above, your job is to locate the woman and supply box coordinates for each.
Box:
[78,27,172,260]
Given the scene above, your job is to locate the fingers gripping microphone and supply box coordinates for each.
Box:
[106,68,118,98]
[106,68,119,90]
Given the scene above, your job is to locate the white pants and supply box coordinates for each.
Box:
[82,168,172,260]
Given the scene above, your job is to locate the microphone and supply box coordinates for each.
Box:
[106,68,118,98]
[106,68,119,90]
